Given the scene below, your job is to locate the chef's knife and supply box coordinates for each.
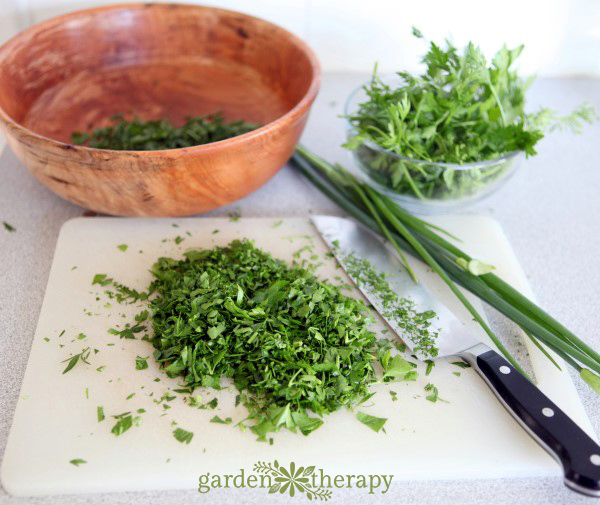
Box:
[311,215,600,497]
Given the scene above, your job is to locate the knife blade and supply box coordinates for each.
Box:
[311,214,481,360]
[311,215,600,497]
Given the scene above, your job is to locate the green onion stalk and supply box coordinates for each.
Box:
[291,145,600,394]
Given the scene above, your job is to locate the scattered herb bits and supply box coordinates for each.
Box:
[69,459,87,466]
[69,238,443,444]
[3,221,16,232]
[342,250,439,357]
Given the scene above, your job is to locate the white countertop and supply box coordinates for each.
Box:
[0,72,599,505]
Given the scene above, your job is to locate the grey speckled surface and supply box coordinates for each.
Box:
[0,73,599,505]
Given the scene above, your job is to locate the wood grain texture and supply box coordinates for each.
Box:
[0,3,320,216]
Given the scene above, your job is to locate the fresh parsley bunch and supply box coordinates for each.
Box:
[345,28,596,199]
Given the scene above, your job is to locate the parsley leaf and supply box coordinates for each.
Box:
[356,411,387,432]
[173,427,194,444]
[135,356,149,370]
[92,274,113,286]
[451,361,471,369]
[62,347,91,374]
[210,415,232,424]
[110,412,142,436]
[424,383,439,402]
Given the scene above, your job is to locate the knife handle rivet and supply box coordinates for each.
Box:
[591,454,600,466]
[499,366,511,374]
[542,407,554,417]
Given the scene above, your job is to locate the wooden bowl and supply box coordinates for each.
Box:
[0,3,320,216]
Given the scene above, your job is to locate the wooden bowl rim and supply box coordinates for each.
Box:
[0,2,321,155]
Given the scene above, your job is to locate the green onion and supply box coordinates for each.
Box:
[291,145,600,391]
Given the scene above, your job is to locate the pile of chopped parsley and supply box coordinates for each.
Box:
[71,112,257,151]
[147,240,421,439]
[74,239,442,445]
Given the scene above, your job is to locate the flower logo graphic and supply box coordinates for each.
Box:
[253,460,332,500]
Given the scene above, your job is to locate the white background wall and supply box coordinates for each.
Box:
[0,0,599,77]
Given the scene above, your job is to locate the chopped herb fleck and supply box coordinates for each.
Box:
[92,274,113,286]
[62,347,91,374]
[135,356,149,370]
[2,221,15,232]
[228,210,241,222]
[173,427,194,444]
[210,415,232,424]
[425,359,435,376]
[110,412,141,436]
[356,411,387,432]
[451,361,471,369]
[424,383,439,402]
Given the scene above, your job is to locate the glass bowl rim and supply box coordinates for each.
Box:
[344,80,523,171]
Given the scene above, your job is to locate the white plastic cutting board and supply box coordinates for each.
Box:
[1,216,595,496]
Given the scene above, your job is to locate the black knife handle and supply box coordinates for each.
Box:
[461,344,600,497]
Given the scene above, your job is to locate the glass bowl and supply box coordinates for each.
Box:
[344,82,524,214]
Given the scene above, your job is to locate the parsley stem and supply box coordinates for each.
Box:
[487,72,508,126]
